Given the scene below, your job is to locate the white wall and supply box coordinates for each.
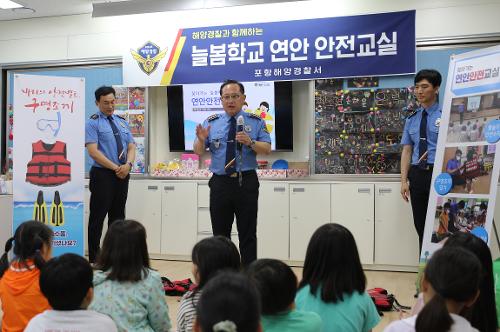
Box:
[1,0,500,167]
[1,0,500,64]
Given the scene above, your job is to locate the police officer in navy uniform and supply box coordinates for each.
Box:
[85,86,136,263]
[400,69,442,254]
[194,80,271,266]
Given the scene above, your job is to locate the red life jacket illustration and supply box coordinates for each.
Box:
[26,140,71,186]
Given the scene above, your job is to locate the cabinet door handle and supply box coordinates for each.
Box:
[292,188,305,193]
[274,187,286,192]
[378,188,392,194]
[164,186,175,191]
[147,185,158,190]
[84,185,89,189]
[358,188,371,194]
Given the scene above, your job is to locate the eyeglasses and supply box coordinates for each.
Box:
[221,94,241,101]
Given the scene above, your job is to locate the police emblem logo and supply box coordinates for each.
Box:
[130,41,167,76]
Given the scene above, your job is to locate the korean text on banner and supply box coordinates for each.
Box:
[420,45,500,262]
[123,10,416,86]
[12,74,85,256]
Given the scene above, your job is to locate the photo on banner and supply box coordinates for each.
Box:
[12,74,85,256]
[431,196,489,244]
[447,92,500,143]
[420,45,500,261]
[442,144,495,195]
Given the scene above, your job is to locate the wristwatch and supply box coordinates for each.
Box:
[249,140,256,148]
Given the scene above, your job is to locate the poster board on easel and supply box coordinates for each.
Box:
[420,45,500,262]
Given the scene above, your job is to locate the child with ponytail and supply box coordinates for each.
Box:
[384,246,481,332]
[0,220,53,332]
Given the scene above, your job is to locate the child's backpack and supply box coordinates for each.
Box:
[368,287,410,315]
[161,277,195,296]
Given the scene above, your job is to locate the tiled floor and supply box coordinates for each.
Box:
[151,259,418,332]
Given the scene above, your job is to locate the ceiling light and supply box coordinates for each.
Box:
[0,0,23,9]
[11,6,35,13]
[92,0,307,17]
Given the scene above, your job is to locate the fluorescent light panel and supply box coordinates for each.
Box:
[0,0,23,9]
[92,0,306,17]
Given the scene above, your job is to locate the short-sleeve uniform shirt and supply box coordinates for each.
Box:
[85,112,135,167]
[400,103,441,165]
[202,110,271,175]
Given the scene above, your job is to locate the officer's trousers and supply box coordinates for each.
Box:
[209,170,259,266]
[408,165,433,255]
[88,166,130,262]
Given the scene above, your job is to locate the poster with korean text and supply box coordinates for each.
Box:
[420,45,500,262]
[13,74,85,256]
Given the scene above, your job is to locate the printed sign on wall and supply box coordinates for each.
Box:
[13,74,85,256]
[123,10,415,86]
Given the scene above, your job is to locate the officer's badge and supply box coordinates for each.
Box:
[130,41,167,76]
[214,139,220,149]
[207,114,220,122]
[435,118,441,127]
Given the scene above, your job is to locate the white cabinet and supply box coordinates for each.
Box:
[197,183,239,250]
[126,181,162,254]
[84,181,90,252]
[0,195,13,250]
[257,182,289,260]
[161,182,197,256]
[374,183,419,266]
[331,183,374,265]
[289,183,330,261]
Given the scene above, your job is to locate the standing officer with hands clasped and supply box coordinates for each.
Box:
[400,69,442,254]
[194,80,271,265]
[85,86,136,263]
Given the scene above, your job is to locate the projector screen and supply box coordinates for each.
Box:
[167,81,293,152]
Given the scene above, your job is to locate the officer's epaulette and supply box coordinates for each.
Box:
[206,114,220,122]
[248,113,262,120]
[407,110,418,119]
[90,114,99,120]
[116,114,127,121]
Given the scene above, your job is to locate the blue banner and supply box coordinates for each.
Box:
[157,10,415,85]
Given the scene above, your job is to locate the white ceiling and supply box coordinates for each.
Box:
[0,0,301,21]
[0,0,123,21]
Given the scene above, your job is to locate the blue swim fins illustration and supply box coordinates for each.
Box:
[33,190,48,224]
[50,190,64,227]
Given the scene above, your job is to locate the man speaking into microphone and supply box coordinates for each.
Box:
[194,80,271,265]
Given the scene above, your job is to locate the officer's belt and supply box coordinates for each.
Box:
[215,170,256,178]
[411,164,434,171]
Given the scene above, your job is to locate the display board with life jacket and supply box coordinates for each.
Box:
[26,140,71,186]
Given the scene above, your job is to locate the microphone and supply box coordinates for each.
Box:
[236,115,244,151]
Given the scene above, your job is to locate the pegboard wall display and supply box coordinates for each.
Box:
[314,79,418,174]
